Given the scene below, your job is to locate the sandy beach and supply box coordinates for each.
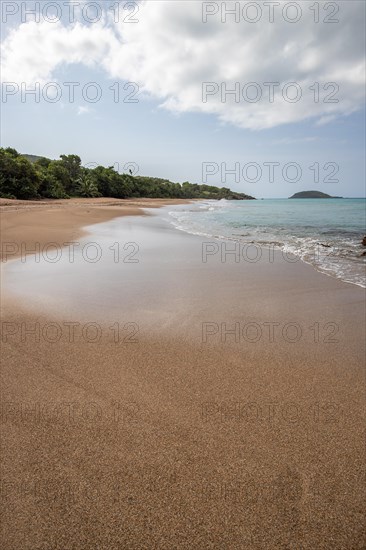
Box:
[1,199,365,549]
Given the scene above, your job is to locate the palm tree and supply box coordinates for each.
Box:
[77,173,100,197]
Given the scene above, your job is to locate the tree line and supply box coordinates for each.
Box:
[0,147,255,201]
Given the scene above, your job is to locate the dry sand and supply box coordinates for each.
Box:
[0,199,365,549]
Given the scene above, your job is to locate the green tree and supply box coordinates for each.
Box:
[0,148,40,199]
[0,147,255,201]
[59,154,82,195]
[76,172,100,197]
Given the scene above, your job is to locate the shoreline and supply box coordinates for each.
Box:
[170,221,366,291]
[0,197,194,261]
[2,196,364,290]
[1,201,365,548]
[3,203,364,328]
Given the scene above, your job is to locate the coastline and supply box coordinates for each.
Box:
[1,201,365,549]
[0,197,193,261]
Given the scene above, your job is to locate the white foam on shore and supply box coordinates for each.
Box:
[166,203,366,289]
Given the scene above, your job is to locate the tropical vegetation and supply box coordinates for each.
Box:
[0,148,255,201]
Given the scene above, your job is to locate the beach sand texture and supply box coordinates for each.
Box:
[1,199,365,549]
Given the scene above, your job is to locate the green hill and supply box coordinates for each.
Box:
[289,191,342,199]
[0,147,256,201]
[23,154,47,164]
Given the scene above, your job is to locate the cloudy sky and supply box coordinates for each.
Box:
[1,0,365,197]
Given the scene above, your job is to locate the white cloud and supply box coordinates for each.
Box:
[316,115,337,127]
[273,137,318,145]
[77,105,92,115]
[1,0,365,130]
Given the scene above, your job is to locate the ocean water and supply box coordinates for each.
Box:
[167,198,366,288]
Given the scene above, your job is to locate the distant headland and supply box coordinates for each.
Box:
[289,191,343,199]
[0,147,255,201]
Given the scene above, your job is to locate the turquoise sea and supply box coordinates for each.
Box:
[167,199,366,288]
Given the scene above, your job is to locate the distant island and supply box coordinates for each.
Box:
[289,191,342,199]
[0,147,255,201]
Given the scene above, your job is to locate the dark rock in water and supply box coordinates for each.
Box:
[362,236,366,246]
[360,251,366,256]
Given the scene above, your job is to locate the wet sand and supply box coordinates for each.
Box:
[1,201,365,549]
[0,197,192,261]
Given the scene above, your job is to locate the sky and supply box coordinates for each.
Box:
[1,0,365,198]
